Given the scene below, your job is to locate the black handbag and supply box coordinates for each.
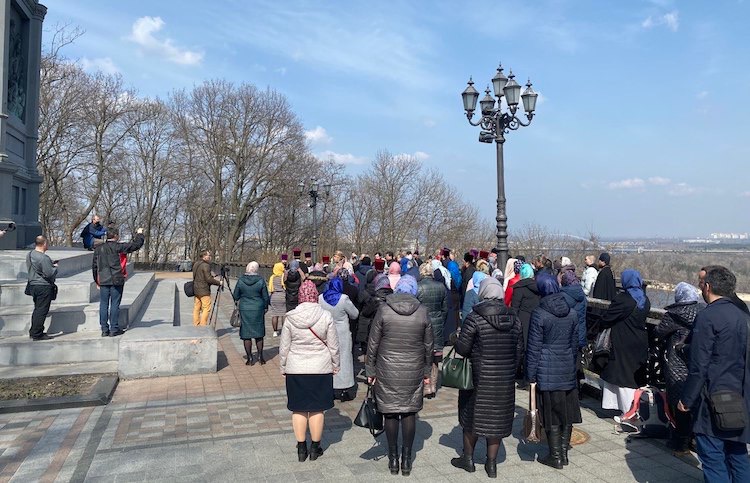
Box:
[593,328,612,357]
[184,281,195,297]
[353,384,383,438]
[441,346,473,390]
[229,303,241,328]
[706,316,750,432]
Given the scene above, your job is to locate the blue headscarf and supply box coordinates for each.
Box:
[674,281,700,304]
[323,277,343,306]
[472,271,488,294]
[536,273,560,297]
[621,269,647,309]
[395,274,418,296]
[520,263,534,280]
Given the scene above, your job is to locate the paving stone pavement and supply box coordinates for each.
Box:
[0,293,708,482]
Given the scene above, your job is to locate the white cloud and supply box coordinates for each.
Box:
[740,191,750,198]
[668,182,701,196]
[304,126,332,145]
[394,151,430,162]
[642,10,679,32]
[608,178,645,190]
[317,150,367,165]
[127,16,204,65]
[80,57,119,74]
[648,176,671,186]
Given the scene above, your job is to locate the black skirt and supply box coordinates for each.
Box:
[538,388,582,427]
[286,374,334,412]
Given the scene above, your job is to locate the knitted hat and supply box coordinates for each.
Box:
[599,252,611,265]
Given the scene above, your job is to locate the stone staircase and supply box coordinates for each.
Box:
[0,249,217,379]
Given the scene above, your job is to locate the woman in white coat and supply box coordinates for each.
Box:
[319,276,359,400]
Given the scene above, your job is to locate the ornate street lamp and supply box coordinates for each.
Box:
[299,179,331,263]
[462,63,538,268]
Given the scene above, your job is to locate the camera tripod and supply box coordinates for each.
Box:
[209,265,234,330]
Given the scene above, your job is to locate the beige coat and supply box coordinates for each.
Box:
[279,302,340,375]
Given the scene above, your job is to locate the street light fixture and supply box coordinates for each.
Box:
[299,178,330,263]
[461,63,537,269]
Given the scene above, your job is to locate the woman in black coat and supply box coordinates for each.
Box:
[416,262,448,397]
[599,269,650,417]
[510,263,540,385]
[451,277,522,478]
[525,274,582,469]
[356,273,392,351]
[654,282,704,454]
[284,261,304,313]
[366,275,433,477]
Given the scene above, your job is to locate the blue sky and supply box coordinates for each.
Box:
[44,0,750,238]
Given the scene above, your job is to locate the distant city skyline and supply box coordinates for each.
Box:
[44,0,750,237]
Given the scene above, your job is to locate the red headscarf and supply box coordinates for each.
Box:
[298,280,319,304]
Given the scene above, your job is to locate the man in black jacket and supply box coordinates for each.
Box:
[679,266,750,482]
[92,227,144,336]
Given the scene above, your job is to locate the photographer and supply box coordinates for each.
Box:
[192,249,222,326]
[93,227,145,336]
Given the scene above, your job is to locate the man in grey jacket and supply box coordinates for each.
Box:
[26,236,58,340]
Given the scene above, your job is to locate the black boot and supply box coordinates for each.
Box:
[538,426,564,469]
[450,454,475,473]
[401,447,412,476]
[309,441,324,461]
[297,441,308,462]
[388,445,400,475]
[561,425,573,466]
[485,458,497,478]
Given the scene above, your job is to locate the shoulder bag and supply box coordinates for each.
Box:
[354,383,384,438]
[441,346,473,390]
[706,315,750,432]
[309,327,327,346]
[229,302,241,328]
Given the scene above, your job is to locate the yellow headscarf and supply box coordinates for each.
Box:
[268,262,286,292]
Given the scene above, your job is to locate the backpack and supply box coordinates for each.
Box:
[615,386,675,438]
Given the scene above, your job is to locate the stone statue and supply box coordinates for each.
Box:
[7,18,27,122]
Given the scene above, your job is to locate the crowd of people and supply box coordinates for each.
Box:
[220,247,749,480]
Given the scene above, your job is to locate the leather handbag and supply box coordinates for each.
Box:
[441,347,473,390]
[354,384,384,438]
[593,328,612,357]
[229,304,241,328]
[523,383,542,442]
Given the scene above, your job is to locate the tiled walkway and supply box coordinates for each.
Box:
[0,294,707,482]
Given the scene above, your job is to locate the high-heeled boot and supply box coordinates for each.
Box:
[561,425,573,466]
[388,445,400,475]
[309,441,324,461]
[297,441,308,462]
[538,425,564,469]
[401,447,413,476]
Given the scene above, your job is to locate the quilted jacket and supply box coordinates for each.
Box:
[417,276,448,352]
[525,293,579,391]
[560,284,588,349]
[455,299,522,438]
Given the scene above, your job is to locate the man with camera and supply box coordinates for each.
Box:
[192,249,222,326]
[26,235,58,341]
[93,227,145,337]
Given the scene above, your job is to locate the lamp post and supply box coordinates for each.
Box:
[299,179,330,264]
[462,63,538,269]
[226,213,236,263]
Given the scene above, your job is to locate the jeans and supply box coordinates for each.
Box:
[30,285,54,338]
[695,433,750,483]
[100,285,124,332]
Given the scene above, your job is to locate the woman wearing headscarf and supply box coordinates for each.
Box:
[510,263,541,387]
[461,271,487,324]
[319,277,359,401]
[268,262,287,337]
[233,262,270,365]
[599,269,651,418]
[357,273,393,353]
[431,259,451,290]
[367,275,433,476]
[284,260,305,313]
[450,277,523,478]
[559,270,587,351]
[417,262,448,397]
[525,274,582,469]
[476,259,490,275]
[387,261,402,290]
[654,282,704,454]
[338,269,361,355]
[280,280,340,462]
[503,259,521,307]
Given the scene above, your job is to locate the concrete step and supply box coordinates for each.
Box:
[0,262,134,307]
[0,249,93,280]
[0,273,155,337]
[129,279,178,329]
[0,361,118,379]
[0,331,120,366]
